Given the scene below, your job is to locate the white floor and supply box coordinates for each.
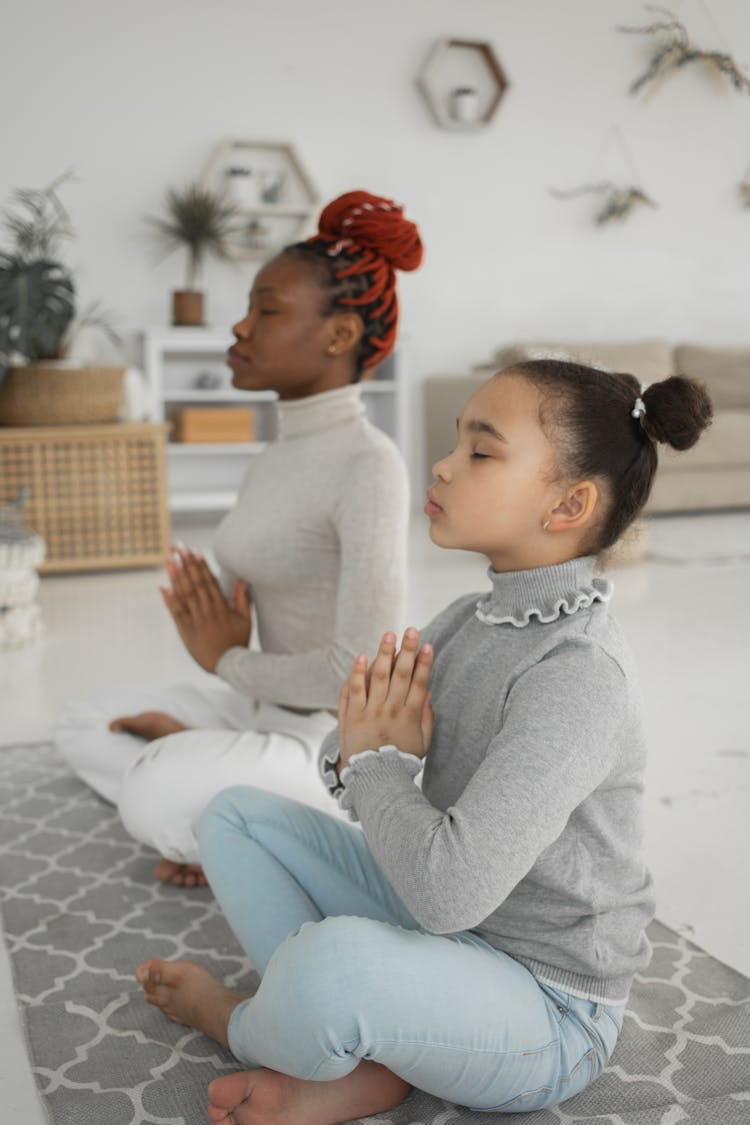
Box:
[1,510,749,1122]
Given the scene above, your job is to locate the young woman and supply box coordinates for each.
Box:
[135,359,712,1122]
[55,190,423,885]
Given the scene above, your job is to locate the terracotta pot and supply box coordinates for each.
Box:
[172,290,204,326]
[0,364,126,426]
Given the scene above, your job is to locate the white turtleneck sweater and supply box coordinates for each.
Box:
[213,383,409,711]
[321,557,655,1005]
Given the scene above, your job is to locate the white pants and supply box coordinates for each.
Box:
[55,679,340,864]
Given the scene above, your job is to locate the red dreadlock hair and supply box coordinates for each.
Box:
[281,190,423,377]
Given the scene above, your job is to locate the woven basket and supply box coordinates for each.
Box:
[0,364,126,426]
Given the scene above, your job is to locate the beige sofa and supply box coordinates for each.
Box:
[423,341,750,513]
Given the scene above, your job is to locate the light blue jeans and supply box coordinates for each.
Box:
[198,786,625,1113]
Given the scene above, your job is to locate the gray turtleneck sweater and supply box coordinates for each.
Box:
[213,383,408,710]
[320,557,655,1004]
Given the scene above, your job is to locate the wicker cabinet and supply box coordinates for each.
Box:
[0,424,170,572]
[141,328,407,514]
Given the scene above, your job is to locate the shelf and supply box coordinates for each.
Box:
[168,442,267,455]
[418,38,509,130]
[162,390,277,403]
[170,491,238,513]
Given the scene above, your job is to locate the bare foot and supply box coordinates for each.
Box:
[154,858,208,887]
[207,1062,410,1125]
[109,710,189,740]
[135,959,245,1048]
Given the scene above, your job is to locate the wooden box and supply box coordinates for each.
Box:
[0,423,170,573]
[173,407,254,443]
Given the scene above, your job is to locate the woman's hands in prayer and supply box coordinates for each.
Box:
[338,628,434,770]
[161,547,252,673]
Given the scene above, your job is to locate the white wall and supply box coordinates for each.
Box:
[3,0,750,488]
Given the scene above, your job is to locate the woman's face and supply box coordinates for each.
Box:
[426,374,569,572]
[227,255,355,398]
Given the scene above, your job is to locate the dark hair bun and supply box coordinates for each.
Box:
[641,375,713,451]
[317,190,423,272]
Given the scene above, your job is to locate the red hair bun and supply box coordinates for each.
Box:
[316,191,423,272]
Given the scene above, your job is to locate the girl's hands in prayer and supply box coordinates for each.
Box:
[161,547,252,673]
[338,628,434,769]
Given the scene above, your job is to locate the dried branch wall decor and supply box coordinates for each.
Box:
[550,182,658,226]
[619,5,750,97]
[738,179,750,208]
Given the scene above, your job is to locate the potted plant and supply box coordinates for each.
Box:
[0,175,123,426]
[145,182,238,326]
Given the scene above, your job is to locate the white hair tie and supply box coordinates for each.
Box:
[631,385,647,420]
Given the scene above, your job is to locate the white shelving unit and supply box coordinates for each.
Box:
[141,328,407,513]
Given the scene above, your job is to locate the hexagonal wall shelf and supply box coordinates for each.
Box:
[203,139,319,259]
[418,38,509,130]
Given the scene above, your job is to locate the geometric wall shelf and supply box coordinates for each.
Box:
[202,139,319,260]
[417,38,509,131]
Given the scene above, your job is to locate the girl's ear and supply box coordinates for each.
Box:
[327,312,363,357]
[546,480,599,533]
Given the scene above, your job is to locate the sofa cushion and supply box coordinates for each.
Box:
[482,340,674,386]
[673,344,750,409]
[658,410,750,469]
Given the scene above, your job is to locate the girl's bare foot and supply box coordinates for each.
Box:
[154,858,208,887]
[136,959,245,1048]
[109,710,189,740]
[207,1062,410,1125]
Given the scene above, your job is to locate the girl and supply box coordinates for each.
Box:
[55,190,423,885]
[136,359,712,1121]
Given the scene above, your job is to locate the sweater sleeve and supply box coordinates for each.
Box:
[215,442,409,709]
[341,639,629,933]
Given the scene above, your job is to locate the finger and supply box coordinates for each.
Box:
[420,691,435,750]
[347,654,369,712]
[160,585,193,625]
[405,642,434,711]
[165,552,194,601]
[180,550,222,615]
[389,627,421,705]
[231,579,252,619]
[337,680,350,731]
[366,632,397,705]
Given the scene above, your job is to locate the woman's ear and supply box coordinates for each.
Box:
[327,312,363,357]
[546,480,600,533]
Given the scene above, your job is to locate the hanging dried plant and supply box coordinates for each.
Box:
[619,6,750,96]
[738,180,750,208]
[550,182,658,225]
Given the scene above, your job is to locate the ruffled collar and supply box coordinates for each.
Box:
[475,556,612,628]
[277,383,364,440]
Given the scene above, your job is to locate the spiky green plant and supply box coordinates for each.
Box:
[145,182,239,290]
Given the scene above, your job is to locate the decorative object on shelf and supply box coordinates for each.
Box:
[619,5,750,97]
[194,370,223,390]
[225,165,258,208]
[418,38,509,130]
[202,140,318,260]
[450,86,481,124]
[0,174,123,425]
[550,181,658,225]
[173,406,255,444]
[145,181,239,326]
[0,489,45,650]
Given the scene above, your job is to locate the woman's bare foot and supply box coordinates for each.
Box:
[135,959,245,1048]
[207,1062,410,1125]
[154,858,208,887]
[109,710,189,740]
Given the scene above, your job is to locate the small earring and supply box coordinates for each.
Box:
[543,520,550,531]
[327,344,337,356]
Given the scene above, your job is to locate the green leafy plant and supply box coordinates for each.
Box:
[145,182,239,290]
[0,176,76,383]
[0,174,120,388]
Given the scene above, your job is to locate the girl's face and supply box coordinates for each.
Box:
[227,255,357,398]
[426,374,572,572]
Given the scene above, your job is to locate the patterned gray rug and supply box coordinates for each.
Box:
[0,743,748,1125]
